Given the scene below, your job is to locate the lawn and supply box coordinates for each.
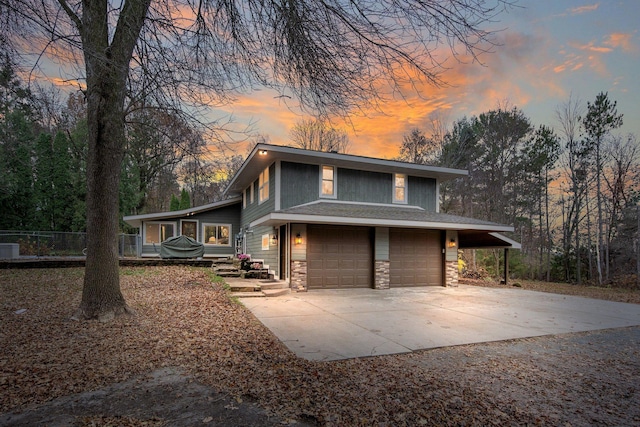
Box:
[1,267,639,426]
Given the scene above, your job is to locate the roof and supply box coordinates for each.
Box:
[249,200,514,233]
[224,143,468,196]
[122,197,242,228]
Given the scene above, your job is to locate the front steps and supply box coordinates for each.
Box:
[212,258,290,297]
[212,258,242,278]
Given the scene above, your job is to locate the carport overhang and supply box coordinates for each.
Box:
[459,231,521,250]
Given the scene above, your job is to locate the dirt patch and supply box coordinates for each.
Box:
[1,267,639,426]
[0,367,306,426]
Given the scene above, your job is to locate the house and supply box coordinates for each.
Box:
[123,143,520,290]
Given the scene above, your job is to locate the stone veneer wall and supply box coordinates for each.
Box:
[445,260,459,287]
[291,260,307,291]
[374,260,390,289]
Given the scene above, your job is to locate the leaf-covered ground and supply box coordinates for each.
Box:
[461,277,640,304]
[1,267,639,426]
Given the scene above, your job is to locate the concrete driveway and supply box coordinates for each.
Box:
[239,285,640,361]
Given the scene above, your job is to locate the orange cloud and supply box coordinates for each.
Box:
[605,33,636,52]
[570,4,599,14]
[572,41,613,53]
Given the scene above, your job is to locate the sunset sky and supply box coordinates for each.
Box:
[24,1,639,160]
[220,1,639,159]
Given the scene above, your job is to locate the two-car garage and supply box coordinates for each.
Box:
[306,225,443,289]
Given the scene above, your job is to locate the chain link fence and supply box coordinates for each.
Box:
[0,231,140,258]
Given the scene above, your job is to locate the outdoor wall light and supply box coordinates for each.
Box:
[295,233,302,245]
[448,239,457,248]
[259,149,268,155]
[270,234,278,246]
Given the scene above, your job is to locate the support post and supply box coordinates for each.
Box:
[504,248,509,286]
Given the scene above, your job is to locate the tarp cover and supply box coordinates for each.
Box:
[160,235,205,259]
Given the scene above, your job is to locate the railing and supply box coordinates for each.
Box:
[0,230,140,257]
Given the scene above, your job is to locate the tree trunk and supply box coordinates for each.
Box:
[74,70,130,321]
[596,142,604,284]
[71,0,151,320]
[586,193,594,281]
[544,168,552,282]
[575,195,581,285]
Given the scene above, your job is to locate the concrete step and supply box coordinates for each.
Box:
[259,281,289,290]
[215,269,241,274]
[216,271,242,277]
[263,288,291,297]
[230,291,265,298]
[228,283,260,292]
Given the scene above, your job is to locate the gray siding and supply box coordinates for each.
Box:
[241,163,276,225]
[291,223,307,261]
[141,203,241,257]
[337,168,392,204]
[408,176,437,211]
[375,227,390,260]
[281,162,319,209]
[244,225,279,275]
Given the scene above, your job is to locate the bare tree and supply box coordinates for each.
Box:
[583,92,623,284]
[603,134,639,279]
[556,94,587,283]
[289,118,351,153]
[1,0,514,320]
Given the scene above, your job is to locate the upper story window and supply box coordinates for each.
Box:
[249,181,254,203]
[243,188,247,208]
[259,166,269,203]
[321,165,336,198]
[394,173,407,203]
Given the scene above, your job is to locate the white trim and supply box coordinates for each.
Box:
[275,160,281,210]
[436,179,440,213]
[319,164,337,199]
[489,232,522,249]
[293,199,425,210]
[250,212,514,232]
[202,223,233,246]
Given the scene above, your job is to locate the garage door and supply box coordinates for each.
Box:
[307,225,372,289]
[390,229,442,286]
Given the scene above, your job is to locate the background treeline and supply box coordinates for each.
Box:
[2,56,638,285]
[398,100,639,286]
[0,58,242,233]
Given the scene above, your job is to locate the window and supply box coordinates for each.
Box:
[321,165,336,197]
[145,222,175,244]
[181,220,197,240]
[243,188,247,208]
[259,167,269,203]
[203,223,231,246]
[249,181,254,204]
[394,173,407,203]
